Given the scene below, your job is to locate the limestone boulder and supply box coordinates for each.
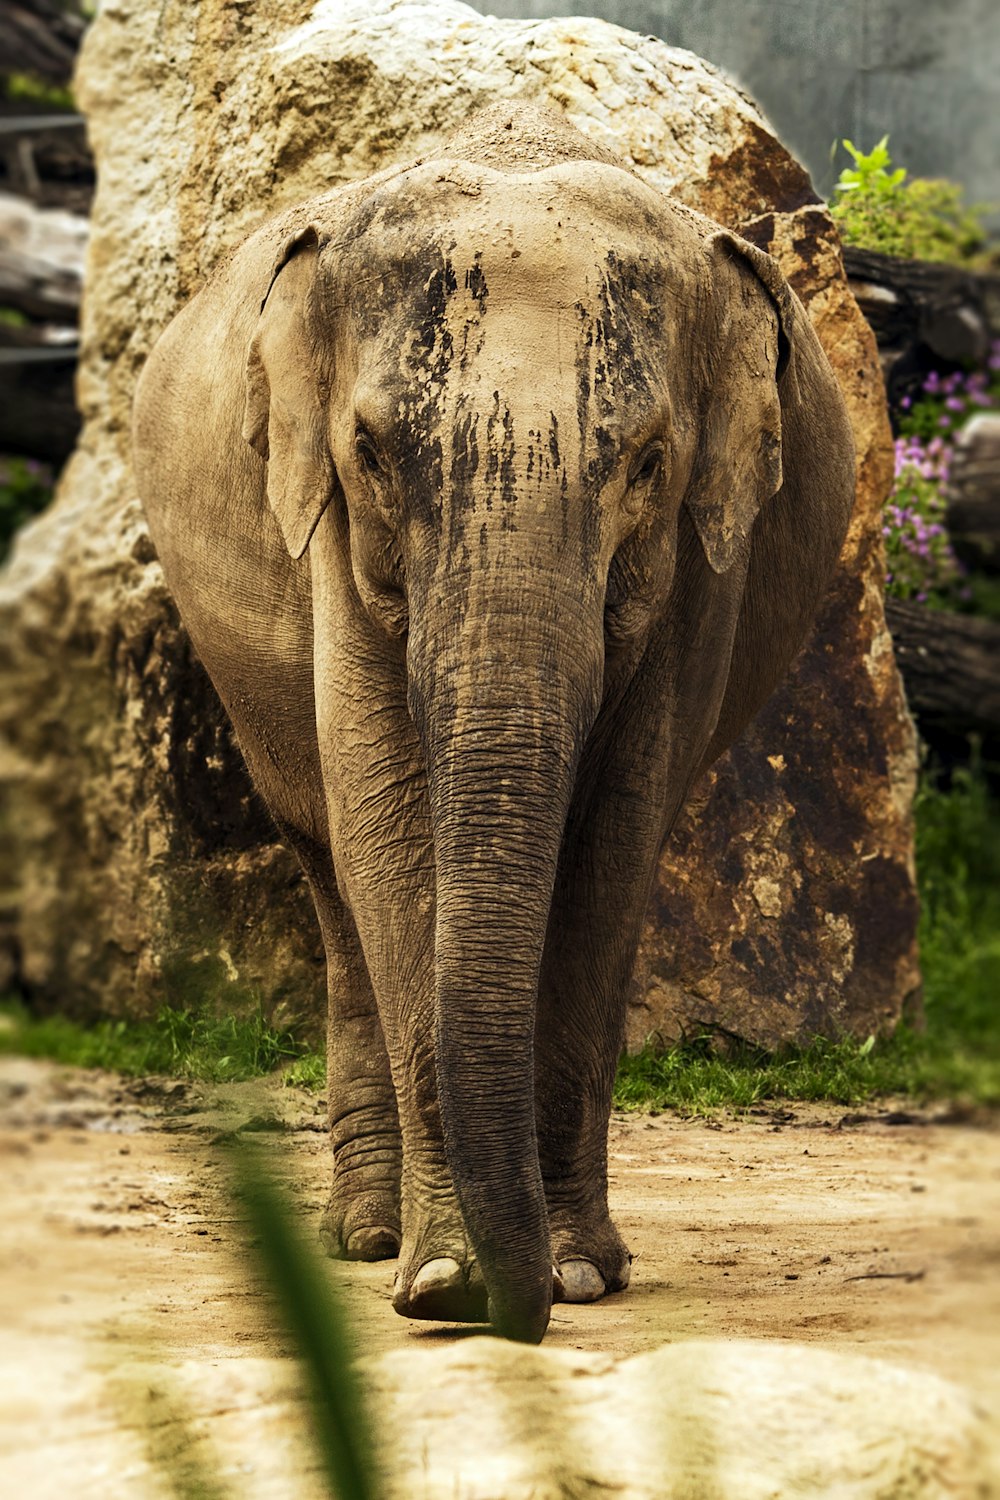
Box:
[364,1337,997,1500]
[0,0,918,1044]
[12,1336,995,1497]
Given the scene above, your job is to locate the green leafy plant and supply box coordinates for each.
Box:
[1,72,76,111]
[0,457,54,563]
[835,135,906,197]
[114,1142,379,1499]
[830,137,994,266]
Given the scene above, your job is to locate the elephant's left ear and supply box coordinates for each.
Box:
[685,230,802,574]
[242,226,334,560]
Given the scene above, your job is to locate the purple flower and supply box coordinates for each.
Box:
[900,395,912,409]
[945,396,966,412]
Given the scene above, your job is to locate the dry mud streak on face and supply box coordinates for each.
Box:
[0,1057,998,1495]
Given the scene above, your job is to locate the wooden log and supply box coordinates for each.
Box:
[945,414,1000,575]
[0,115,94,216]
[0,190,85,322]
[843,246,1000,399]
[885,596,1000,738]
[0,1,85,86]
[0,334,80,464]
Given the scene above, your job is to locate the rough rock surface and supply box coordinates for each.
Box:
[364,1337,996,1500]
[8,1336,995,1498]
[0,0,918,1043]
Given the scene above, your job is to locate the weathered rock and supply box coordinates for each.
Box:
[364,1337,997,1500]
[13,1336,995,1497]
[0,0,918,1044]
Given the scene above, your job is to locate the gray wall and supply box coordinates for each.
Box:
[467,0,1000,217]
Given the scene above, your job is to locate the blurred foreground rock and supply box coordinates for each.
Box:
[0,0,918,1043]
[365,1338,996,1500]
[11,1335,993,1498]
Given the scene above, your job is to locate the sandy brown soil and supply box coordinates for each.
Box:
[1,1056,998,1496]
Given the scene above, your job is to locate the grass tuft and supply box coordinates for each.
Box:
[0,1001,310,1083]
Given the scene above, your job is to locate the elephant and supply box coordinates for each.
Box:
[133,102,854,1344]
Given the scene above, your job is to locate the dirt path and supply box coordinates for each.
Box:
[1,1056,998,1495]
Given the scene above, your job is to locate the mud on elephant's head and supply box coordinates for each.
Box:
[243,155,801,676]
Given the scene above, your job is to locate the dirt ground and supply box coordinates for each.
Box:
[1,1055,998,1496]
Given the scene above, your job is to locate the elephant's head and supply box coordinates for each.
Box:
[240,144,854,1341]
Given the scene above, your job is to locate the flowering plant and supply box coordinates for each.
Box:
[883,344,1000,608]
[897,361,1000,443]
[884,435,967,606]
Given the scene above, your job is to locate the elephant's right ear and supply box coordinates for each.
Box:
[242,227,334,560]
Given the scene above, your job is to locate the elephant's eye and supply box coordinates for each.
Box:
[355,428,385,479]
[629,442,664,488]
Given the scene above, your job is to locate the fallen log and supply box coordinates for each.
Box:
[946,414,1000,576]
[0,337,80,464]
[0,190,86,322]
[0,0,85,86]
[843,245,1000,402]
[885,596,1000,739]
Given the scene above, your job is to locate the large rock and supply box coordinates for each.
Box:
[7,1335,995,1497]
[0,0,919,1044]
[365,1338,997,1499]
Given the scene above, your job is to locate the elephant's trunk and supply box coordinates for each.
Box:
[408,578,604,1343]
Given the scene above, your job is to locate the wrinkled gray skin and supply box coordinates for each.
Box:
[133,106,854,1343]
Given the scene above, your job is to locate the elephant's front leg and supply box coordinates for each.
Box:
[327,775,486,1321]
[271,819,402,1261]
[536,719,680,1305]
[309,533,486,1323]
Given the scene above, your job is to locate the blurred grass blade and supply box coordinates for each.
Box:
[111,1369,232,1500]
[231,1141,379,1500]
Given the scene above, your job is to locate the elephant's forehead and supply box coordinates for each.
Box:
[330,166,673,330]
[336,194,670,432]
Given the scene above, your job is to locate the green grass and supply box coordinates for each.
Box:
[0,1001,309,1083]
[2,766,998,1113]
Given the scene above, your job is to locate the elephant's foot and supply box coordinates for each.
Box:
[549,1212,632,1304]
[392,1254,489,1323]
[320,1188,401,1262]
[391,1205,489,1324]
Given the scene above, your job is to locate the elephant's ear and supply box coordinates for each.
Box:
[685,231,801,574]
[242,227,334,560]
